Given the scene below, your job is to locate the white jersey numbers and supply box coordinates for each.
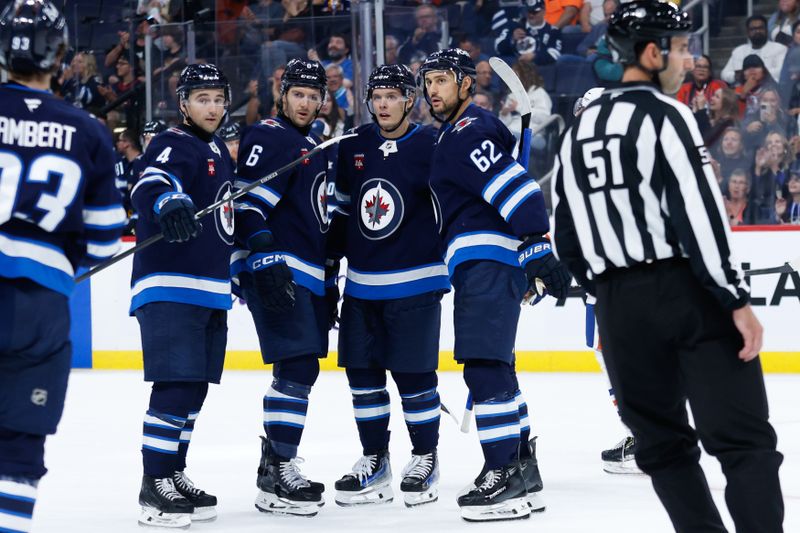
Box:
[245,145,263,167]
[155,146,172,164]
[469,140,501,172]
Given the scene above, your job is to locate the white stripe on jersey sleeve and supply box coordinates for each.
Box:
[83,205,127,228]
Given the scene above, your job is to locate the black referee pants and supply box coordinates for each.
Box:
[594,259,783,533]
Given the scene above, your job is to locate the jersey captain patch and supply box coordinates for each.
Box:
[358,178,404,240]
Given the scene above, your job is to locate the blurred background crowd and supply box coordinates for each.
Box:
[40,0,800,230]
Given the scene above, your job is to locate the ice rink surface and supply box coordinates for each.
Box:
[34,370,799,532]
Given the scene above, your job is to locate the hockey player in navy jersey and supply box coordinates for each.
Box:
[129,63,235,528]
[330,64,449,508]
[218,122,241,166]
[0,2,124,531]
[420,48,570,522]
[231,59,334,516]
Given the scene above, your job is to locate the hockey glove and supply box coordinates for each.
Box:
[155,193,201,243]
[247,253,296,313]
[324,259,340,330]
[518,235,571,302]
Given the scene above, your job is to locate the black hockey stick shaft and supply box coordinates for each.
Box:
[76,133,357,283]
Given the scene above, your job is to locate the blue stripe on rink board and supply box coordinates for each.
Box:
[69,267,92,368]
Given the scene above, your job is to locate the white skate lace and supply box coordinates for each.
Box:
[155,477,185,501]
[279,457,312,490]
[401,454,432,480]
[173,471,202,496]
[476,469,501,492]
[349,455,378,483]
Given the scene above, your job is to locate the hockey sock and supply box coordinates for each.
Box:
[0,478,37,533]
[393,371,440,455]
[264,356,320,459]
[515,390,532,458]
[143,382,206,477]
[464,360,520,469]
[346,368,390,455]
[177,383,209,472]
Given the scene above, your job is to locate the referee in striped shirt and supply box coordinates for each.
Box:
[552,2,784,531]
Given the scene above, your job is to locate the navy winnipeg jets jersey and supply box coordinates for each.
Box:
[130,125,236,313]
[334,122,449,299]
[233,116,331,295]
[0,82,125,296]
[429,103,548,277]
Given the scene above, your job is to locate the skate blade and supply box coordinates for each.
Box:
[403,488,438,508]
[460,497,531,522]
[191,505,217,522]
[526,491,546,512]
[602,460,644,475]
[138,506,192,529]
[334,484,394,507]
[255,491,320,517]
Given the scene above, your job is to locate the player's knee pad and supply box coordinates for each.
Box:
[463,360,516,402]
[0,429,46,480]
[149,381,208,415]
[273,355,320,387]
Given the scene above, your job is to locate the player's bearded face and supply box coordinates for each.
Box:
[184,89,227,133]
[659,36,692,95]
[424,70,461,115]
[283,86,323,128]
[370,88,411,131]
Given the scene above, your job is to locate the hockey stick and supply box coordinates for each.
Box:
[76,133,357,283]
[744,257,800,277]
[489,57,531,166]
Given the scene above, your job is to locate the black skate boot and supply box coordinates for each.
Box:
[520,437,545,512]
[601,435,642,474]
[255,436,323,516]
[138,474,194,529]
[457,461,530,522]
[173,471,217,522]
[400,450,439,507]
[334,450,393,506]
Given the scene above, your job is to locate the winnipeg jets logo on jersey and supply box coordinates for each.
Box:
[214,182,235,244]
[311,171,330,233]
[260,118,284,129]
[452,116,478,133]
[358,178,404,240]
[24,98,41,112]
[378,140,398,158]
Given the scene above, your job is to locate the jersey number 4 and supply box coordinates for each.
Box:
[0,150,82,231]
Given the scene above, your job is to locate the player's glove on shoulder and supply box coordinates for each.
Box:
[155,193,201,243]
[247,231,296,313]
[518,235,571,301]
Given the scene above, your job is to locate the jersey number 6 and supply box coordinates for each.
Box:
[470,140,501,173]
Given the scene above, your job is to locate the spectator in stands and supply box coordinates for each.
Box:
[318,89,345,139]
[768,0,800,46]
[256,22,307,88]
[326,64,354,118]
[496,0,563,66]
[695,86,740,152]
[458,34,490,63]
[721,15,787,85]
[103,56,138,97]
[577,0,618,57]
[473,89,496,112]
[152,27,185,77]
[398,4,442,64]
[385,34,400,65]
[309,33,353,85]
[744,88,792,150]
[137,0,170,24]
[736,54,778,117]
[238,0,285,55]
[499,60,552,139]
[724,169,755,226]
[475,60,501,99]
[104,18,151,73]
[544,0,583,33]
[61,52,105,114]
[714,127,752,188]
[775,165,800,223]
[778,20,800,104]
[245,64,285,125]
[580,0,608,32]
[592,36,622,82]
[676,55,727,107]
[751,131,793,223]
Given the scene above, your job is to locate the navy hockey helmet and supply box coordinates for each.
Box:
[417,48,477,96]
[176,63,231,104]
[0,0,68,74]
[218,122,241,142]
[142,119,167,137]
[607,0,691,68]
[366,64,416,100]
[280,58,327,100]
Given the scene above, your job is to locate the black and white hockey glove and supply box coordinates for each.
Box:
[518,235,571,302]
[155,193,201,243]
[247,253,296,313]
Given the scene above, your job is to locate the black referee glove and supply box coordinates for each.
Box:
[518,235,571,301]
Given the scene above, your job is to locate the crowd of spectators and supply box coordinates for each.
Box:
[53,0,800,227]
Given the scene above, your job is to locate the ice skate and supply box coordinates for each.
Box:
[520,437,546,512]
[173,471,217,521]
[138,475,193,529]
[255,437,323,516]
[457,462,531,522]
[400,451,439,507]
[602,436,642,474]
[334,450,393,506]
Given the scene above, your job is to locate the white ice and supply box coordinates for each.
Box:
[35,371,799,532]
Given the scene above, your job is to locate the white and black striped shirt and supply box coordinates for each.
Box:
[551,83,749,310]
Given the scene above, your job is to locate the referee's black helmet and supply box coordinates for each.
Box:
[607,1,691,66]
